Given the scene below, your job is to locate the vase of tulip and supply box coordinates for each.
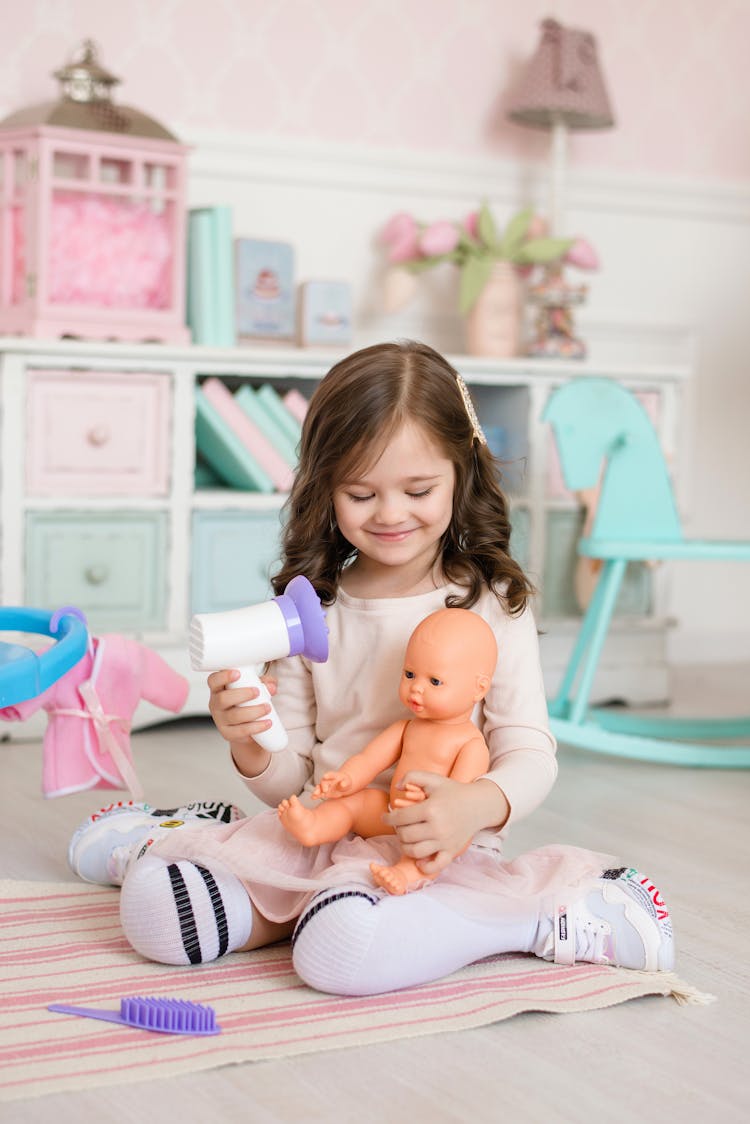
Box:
[379,203,598,359]
[464,261,523,358]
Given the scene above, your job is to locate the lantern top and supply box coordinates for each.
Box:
[0,39,179,141]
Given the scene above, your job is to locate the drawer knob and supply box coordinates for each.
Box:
[87,425,111,447]
[84,564,109,585]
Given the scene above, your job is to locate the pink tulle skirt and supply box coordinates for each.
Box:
[148,809,617,925]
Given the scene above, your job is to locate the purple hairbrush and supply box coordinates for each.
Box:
[48,996,221,1035]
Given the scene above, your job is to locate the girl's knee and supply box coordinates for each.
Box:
[120,854,252,966]
[291,886,381,995]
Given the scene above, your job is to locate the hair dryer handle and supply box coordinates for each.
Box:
[232,667,289,753]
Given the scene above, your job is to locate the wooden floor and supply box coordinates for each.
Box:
[2,664,749,1123]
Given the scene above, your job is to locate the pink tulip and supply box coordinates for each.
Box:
[419,220,460,257]
[380,212,421,263]
[463,211,480,240]
[564,237,599,270]
[526,214,548,239]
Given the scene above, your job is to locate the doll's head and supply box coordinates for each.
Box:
[398,608,497,722]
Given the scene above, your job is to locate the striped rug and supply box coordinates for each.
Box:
[0,879,711,1102]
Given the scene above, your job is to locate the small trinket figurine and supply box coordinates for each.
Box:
[526,264,588,360]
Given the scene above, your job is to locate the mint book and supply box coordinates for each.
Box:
[186,207,235,347]
[235,385,299,468]
[194,387,274,492]
[186,209,217,345]
[256,383,303,447]
[200,377,294,492]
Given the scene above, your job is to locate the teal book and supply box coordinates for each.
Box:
[235,385,299,468]
[194,388,274,492]
[186,206,236,346]
[212,205,236,346]
[256,383,303,447]
[186,209,217,345]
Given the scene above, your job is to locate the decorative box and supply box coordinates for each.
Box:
[0,41,189,343]
[235,238,295,341]
[297,280,352,346]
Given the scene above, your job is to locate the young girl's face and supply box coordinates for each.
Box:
[332,422,455,581]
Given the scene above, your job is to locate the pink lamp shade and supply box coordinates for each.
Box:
[507,18,615,131]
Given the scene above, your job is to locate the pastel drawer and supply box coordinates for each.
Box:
[191,510,283,613]
[26,368,171,496]
[26,511,168,633]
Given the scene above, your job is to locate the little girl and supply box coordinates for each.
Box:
[68,340,674,994]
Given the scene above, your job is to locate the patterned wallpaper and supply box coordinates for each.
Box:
[0,0,749,181]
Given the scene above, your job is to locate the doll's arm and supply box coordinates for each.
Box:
[449,735,491,785]
[314,720,407,800]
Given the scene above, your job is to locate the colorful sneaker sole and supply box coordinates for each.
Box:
[68,800,245,886]
[587,867,675,972]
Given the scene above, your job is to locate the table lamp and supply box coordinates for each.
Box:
[507,18,614,359]
[507,17,615,237]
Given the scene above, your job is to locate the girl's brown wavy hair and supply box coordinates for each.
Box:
[272,339,534,614]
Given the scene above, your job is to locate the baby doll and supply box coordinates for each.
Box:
[278,607,498,894]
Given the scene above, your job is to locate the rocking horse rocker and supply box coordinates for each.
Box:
[543,377,750,768]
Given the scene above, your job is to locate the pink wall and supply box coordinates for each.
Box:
[1,0,749,182]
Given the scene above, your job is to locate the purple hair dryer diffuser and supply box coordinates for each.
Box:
[189,575,328,752]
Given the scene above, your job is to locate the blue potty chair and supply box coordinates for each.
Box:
[543,377,750,768]
[0,607,88,707]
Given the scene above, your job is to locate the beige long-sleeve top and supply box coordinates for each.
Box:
[237,584,557,844]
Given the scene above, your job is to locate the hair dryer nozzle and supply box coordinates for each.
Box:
[274,576,328,662]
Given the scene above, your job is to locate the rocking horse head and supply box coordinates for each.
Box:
[543,378,683,546]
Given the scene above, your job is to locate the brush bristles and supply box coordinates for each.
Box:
[120,996,219,1035]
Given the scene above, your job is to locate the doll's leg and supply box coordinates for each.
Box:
[370,855,431,895]
[278,789,391,846]
[291,866,675,996]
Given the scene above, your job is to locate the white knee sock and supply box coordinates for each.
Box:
[291,883,540,995]
[120,852,253,965]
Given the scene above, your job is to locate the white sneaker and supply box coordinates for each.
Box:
[544,866,675,972]
[68,800,245,886]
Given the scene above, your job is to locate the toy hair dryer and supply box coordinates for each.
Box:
[189,576,328,752]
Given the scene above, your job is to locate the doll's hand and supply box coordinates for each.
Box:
[383,772,499,877]
[313,771,353,801]
[390,781,427,808]
[207,669,277,750]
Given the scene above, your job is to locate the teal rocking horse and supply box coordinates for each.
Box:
[543,377,750,768]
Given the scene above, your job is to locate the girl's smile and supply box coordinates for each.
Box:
[333,422,455,591]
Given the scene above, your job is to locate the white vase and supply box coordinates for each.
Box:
[464,262,522,358]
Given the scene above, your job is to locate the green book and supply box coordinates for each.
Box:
[186,209,217,345]
[256,383,303,447]
[235,385,299,468]
[194,388,274,492]
[212,205,236,347]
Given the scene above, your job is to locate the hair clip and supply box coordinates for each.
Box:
[455,373,487,445]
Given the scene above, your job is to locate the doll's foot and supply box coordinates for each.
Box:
[278,795,320,845]
[370,859,432,896]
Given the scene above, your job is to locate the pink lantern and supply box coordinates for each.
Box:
[0,40,189,343]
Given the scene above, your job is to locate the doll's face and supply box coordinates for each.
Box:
[398,623,491,722]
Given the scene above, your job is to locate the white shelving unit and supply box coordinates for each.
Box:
[0,337,690,738]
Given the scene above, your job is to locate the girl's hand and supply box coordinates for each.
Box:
[207,669,277,752]
[383,772,508,878]
[313,771,353,801]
